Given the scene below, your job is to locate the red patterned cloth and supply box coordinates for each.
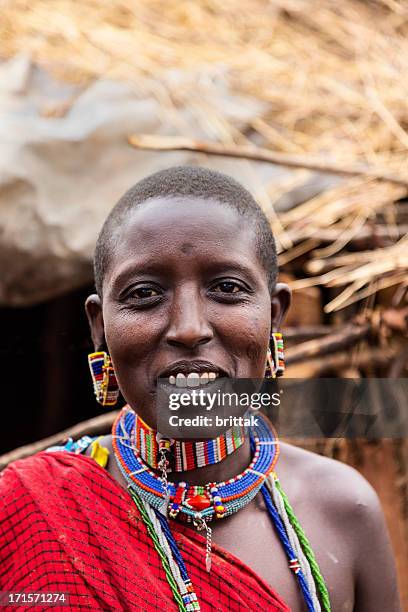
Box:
[0,451,290,611]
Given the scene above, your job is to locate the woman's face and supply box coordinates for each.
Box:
[86,195,290,428]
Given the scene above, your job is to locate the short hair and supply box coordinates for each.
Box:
[94,166,278,296]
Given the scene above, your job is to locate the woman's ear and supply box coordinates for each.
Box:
[270,282,291,331]
[85,294,105,350]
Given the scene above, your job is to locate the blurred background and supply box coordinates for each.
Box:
[0,0,407,605]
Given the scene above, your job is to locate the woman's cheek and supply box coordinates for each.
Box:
[104,320,133,364]
[224,310,270,377]
[245,339,265,362]
[104,317,154,410]
[104,308,152,359]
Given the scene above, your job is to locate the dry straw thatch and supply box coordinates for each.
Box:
[2,0,408,159]
[1,0,408,312]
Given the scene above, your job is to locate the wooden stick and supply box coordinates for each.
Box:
[286,346,397,378]
[128,134,408,188]
[284,307,408,344]
[0,410,118,472]
[316,225,408,246]
[388,347,408,378]
[285,323,371,364]
[283,325,335,341]
[307,253,407,276]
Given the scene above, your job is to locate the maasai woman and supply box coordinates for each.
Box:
[0,167,401,611]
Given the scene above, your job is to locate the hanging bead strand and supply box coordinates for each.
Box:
[271,474,331,612]
[265,476,321,611]
[261,484,316,612]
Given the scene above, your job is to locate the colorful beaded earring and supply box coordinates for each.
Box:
[88,351,119,406]
[265,331,285,378]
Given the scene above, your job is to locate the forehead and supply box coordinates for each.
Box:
[106,195,263,284]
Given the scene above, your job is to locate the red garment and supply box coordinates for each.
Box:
[0,451,290,612]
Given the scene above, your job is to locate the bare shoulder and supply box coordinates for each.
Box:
[277,443,388,569]
[277,441,382,522]
[277,443,401,610]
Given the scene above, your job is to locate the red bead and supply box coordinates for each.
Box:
[186,494,211,510]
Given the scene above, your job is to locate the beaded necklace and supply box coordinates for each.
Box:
[134,413,246,472]
[112,406,279,525]
[110,407,331,611]
[45,416,331,611]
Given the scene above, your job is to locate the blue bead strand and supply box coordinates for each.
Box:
[261,484,315,612]
[248,433,316,612]
[156,511,191,582]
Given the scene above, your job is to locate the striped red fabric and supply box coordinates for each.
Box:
[0,451,289,611]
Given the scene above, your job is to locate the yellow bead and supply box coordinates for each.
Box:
[90,438,110,468]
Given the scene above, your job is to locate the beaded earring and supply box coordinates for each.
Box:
[265,332,285,378]
[88,351,119,406]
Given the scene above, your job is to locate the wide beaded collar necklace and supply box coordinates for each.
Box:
[134,411,246,472]
[112,406,279,525]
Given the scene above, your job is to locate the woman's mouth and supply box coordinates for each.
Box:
[169,372,220,387]
[157,361,227,389]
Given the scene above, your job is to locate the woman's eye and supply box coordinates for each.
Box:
[130,287,160,299]
[212,281,242,294]
[120,285,163,309]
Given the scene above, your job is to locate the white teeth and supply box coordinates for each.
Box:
[168,371,220,387]
[176,373,187,387]
[187,372,200,387]
[200,373,209,385]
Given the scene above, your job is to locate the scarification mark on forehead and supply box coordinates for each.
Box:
[181,242,194,255]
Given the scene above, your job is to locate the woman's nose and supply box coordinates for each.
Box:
[165,290,213,349]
